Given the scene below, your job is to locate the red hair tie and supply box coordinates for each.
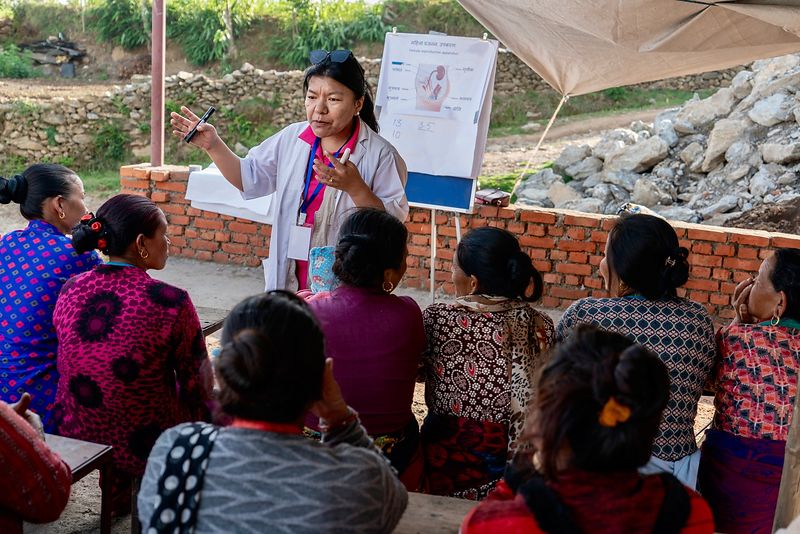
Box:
[80,213,93,222]
[97,238,107,250]
[90,221,102,232]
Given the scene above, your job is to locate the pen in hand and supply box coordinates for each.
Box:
[184,106,216,143]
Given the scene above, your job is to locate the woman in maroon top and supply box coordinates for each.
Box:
[307,208,425,489]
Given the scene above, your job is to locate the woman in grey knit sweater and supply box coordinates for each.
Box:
[138,291,408,533]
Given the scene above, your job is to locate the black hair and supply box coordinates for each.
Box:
[607,213,689,299]
[332,208,408,289]
[771,248,800,321]
[303,53,379,133]
[456,226,544,301]
[215,291,326,423]
[525,325,669,479]
[71,194,164,255]
[0,164,80,220]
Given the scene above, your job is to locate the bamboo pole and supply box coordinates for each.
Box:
[773,392,800,531]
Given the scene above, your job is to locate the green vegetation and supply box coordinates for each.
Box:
[386,0,487,37]
[478,161,554,200]
[0,45,39,78]
[79,168,123,193]
[91,0,151,49]
[488,88,714,137]
[220,98,280,147]
[92,121,131,166]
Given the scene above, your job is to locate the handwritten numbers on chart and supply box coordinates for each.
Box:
[417,121,434,133]
[392,119,403,140]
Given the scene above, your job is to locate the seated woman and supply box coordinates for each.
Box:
[0,165,101,432]
[462,326,714,534]
[0,392,71,534]
[305,208,425,488]
[556,213,716,488]
[698,248,800,534]
[420,227,554,500]
[52,194,213,513]
[138,291,408,533]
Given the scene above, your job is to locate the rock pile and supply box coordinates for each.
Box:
[517,54,800,226]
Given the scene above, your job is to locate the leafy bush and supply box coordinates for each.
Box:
[385,0,486,37]
[91,0,150,49]
[0,45,39,78]
[11,0,84,39]
[265,0,390,68]
[92,121,131,166]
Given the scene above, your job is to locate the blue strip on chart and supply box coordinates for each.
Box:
[405,172,473,211]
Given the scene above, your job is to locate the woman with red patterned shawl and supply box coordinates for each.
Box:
[699,248,800,534]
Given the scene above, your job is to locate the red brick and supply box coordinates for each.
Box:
[672,227,687,238]
[720,282,737,294]
[588,255,603,266]
[558,240,595,253]
[709,293,730,306]
[738,247,759,259]
[527,225,546,237]
[679,239,692,250]
[213,252,230,263]
[158,181,187,193]
[547,226,565,237]
[438,249,454,261]
[193,250,212,261]
[540,296,560,308]
[411,210,430,223]
[568,252,588,263]
[600,218,617,231]
[161,203,186,215]
[771,235,800,249]
[690,266,712,278]
[566,227,586,240]
[584,277,603,289]
[232,233,249,244]
[691,243,712,255]
[411,235,429,246]
[690,291,709,303]
[169,215,189,225]
[151,170,170,182]
[718,308,736,320]
[564,274,580,286]
[590,231,608,243]
[691,255,722,267]
[167,225,184,236]
[714,244,735,256]
[712,268,732,281]
[684,279,720,291]
[759,249,771,260]
[125,166,152,179]
[478,205,499,218]
[151,191,169,202]
[528,248,547,260]
[730,233,770,247]
[550,286,590,300]
[550,250,567,261]
[556,263,593,276]
[408,245,428,257]
[519,210,557,224]
[186,207,203,217]
[687,228,728,243]
[519,236,556,249]
[563,214,602,228]
[222,243,250,255]
[497,208,515,219]
[507,222,526,234]
[533,260,551,273]
[732,271,751,283]
[406,222,429,234]
[722,257,761,271]
[195,218,224,230]
[199,230,215,241]
[543,273,561,284]
[120,178,150,190]
[229,221,258,234]
[193,239,217,252]
[221,215,235,221]
[168,236,187,247]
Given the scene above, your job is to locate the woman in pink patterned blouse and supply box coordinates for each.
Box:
[419,227,554,500]
[698,248,800,534]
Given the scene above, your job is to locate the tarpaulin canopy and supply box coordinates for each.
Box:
[458,0,800,96]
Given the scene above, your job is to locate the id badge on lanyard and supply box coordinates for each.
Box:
[289,137,337,261]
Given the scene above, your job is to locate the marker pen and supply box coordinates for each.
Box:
[184,106,216,143]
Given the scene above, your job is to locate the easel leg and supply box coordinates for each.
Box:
[430,209,437,304]
[455,214,462,243]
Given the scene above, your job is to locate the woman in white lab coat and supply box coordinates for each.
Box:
[170,50,409,291]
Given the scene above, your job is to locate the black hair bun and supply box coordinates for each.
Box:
[662,246,690,291]
[0,174,28,205]
[613,345,670,420]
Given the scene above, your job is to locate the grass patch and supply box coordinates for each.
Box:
[488,87,713,137]
[478,161,554,202]
[80,168,123,194]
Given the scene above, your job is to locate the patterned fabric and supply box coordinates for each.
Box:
[52,265,213,479]
[420,413,508,500]
[139,421,408,534]
[0,220,101,432]
[461,473,715,534]
[0,401,71,534]
[420,297,555,497]
[698,428,785,534]
[713,322,800,440]
[308,246,337,293]
[556,296,716,461]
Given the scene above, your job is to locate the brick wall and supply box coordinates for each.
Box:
[120,164,800,320]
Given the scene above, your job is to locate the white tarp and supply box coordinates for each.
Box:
[185,164,273,224]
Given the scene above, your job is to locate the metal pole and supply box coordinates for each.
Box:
[430,209,437,304]
[150,0,166,167]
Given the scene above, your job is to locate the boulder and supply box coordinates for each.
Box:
[749,166,779,197]
[702,118,750,171]
[548,182,582,207]
[725,140,759,167]
[565,157,603,180]
[699,195,740,219]
[748,92,794,126]
[674,87,736,132]
[630,178,671,207]
[519,168,563,191]
[604,136,669,173]
[654,118,679,147]
[554,145,592,173]
[559,198,605,213]
[730,70,754,99]
[520,122,542,132]
[761,142,800,164]
[654,205,702,223]
[680,142,705,172]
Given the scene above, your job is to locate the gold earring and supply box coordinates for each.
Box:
[139,249,149,259]
[771,313,780,326]
[58,211,65,220]
[382,280,394,293]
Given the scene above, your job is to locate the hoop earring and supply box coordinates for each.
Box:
[139,249,149,260]
[58,211,65,220]
[382,280,394,294]
[771,313,780,326]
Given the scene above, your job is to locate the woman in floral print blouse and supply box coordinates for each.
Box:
[419,227,554,500]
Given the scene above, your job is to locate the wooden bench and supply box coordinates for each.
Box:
[197,306,228,337]
[394,492,476,533]
[45,434,114,534]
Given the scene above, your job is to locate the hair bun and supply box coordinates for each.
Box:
[613,345,670,420]
[0,174,28,205]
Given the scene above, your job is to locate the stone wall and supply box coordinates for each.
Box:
[120,163,800,322]
[0,50,744,167]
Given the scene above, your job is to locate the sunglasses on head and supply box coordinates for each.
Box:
[309,49,353,65]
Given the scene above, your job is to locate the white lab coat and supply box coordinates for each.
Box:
[239,119,409,290]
